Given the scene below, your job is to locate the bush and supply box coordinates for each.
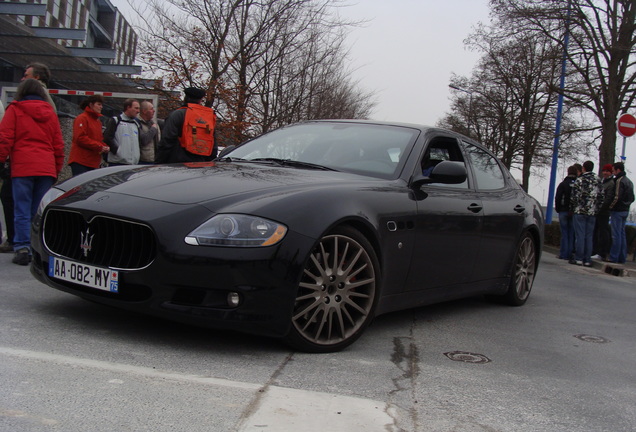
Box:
[545,222,561,248]
[627,225,636,255]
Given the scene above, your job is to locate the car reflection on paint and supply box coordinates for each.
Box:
[30,120,544,352]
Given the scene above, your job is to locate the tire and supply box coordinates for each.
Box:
[503,233,536,306]
[284,226,379,353]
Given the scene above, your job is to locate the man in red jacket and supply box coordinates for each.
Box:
[0,79,64,265]
[68,94,110,176]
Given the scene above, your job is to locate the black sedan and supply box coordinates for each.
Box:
[31,120,544,352]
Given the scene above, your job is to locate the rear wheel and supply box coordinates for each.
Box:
[284,226,379,353]
[503,233,536,306]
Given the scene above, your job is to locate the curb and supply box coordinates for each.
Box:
[600,262,634,278]
[543,245,634,278]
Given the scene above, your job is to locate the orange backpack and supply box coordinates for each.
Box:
[180,104,217,156]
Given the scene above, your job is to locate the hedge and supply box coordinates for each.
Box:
[545,221,636,256]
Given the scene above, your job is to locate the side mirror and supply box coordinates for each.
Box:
[411,161,467,188]
[217,145,236,158]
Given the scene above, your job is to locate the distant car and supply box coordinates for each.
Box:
[31,120,544,352]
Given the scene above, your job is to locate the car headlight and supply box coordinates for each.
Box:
[36,187,65,218]
[185,214,287,247]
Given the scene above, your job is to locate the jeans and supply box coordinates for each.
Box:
[573,214,595,263]
[70,162,94,177]
[558,212,574,259]
[1,176,14,245]
[593,213,611,259]
[12,176,55,251]
[609,211,629,263]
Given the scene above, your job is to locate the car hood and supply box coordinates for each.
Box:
[60,162,380,205]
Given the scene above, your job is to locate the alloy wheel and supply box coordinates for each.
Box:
[291,231,377,350]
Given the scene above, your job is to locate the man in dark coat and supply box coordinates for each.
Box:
[156,87,218,163]
[592,164,614,261]
[555,165,577,260]
[608,162,635,263]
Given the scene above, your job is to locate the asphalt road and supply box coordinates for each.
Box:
[1,250,635,432]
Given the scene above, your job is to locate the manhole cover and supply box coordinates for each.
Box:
[573,334,611,344]
[443,351,491,364]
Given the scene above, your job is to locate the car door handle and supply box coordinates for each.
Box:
[468,203,483,213]
[514,205,525,213]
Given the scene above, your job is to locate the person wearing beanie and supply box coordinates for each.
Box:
[592,163,615,261]
[608,162,635,263]
[155,87,218,164]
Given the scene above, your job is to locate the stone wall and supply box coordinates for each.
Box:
[59,116,74,182]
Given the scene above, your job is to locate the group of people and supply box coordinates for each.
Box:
[68,86,216,173]
[555,160,635,266]
[0,61,218,266]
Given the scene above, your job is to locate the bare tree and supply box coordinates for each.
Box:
[130,0,375,144]
[490,0,636,168]
[440,26,581,190]
[251,14,374,131]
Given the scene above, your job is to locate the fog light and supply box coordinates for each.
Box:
[227,292,240,307]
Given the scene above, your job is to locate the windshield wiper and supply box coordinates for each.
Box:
[250,158,334,171]
[215,156,245,162]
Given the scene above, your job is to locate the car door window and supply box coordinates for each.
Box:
[420,137,468,189]
[463,144,506,190]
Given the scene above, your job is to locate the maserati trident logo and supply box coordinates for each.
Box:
[80,228,95,257]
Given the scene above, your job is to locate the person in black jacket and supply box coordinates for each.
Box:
[555,165,577,260]
[608,162,635,263]
[592,164,614,261]
[155,87,218,164]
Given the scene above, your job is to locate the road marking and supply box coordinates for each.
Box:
[0,346,261,390]
[2,347,397,431]
[237,386,395,432]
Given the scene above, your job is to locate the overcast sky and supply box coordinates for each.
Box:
[110,0,636,206]
[111,0,490,125]
[337,0,490,125]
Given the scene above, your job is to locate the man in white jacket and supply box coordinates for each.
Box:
[105,99,141,166]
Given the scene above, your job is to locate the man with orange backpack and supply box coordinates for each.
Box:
[156,87,218,164]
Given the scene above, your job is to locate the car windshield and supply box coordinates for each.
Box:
[225,122,420,179]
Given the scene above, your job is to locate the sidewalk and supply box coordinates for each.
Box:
[543,245,636,278]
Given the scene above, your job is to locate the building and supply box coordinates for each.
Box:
[0,0,153,121]
[0,0,139,74]
[0,1,157,180]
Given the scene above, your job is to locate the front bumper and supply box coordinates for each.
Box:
[30,199,316,338]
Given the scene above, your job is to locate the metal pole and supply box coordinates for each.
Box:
[545,0,571,225]
[621,136,627,161]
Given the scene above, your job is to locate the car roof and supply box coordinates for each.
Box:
[302,119,485,149]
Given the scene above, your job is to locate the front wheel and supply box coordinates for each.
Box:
[284,226,379,353]
[503,233,536,306]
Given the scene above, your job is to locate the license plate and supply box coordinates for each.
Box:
[48,256,119,293]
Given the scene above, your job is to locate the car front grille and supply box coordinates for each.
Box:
[43,209,157,270]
